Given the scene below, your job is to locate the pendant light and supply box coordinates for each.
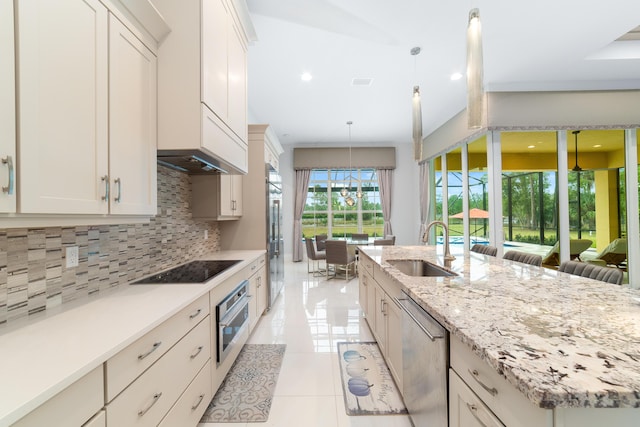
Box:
[411,47,423,161]
[344,121,356,206]
[572,130,582,172]
[466,8,485,129]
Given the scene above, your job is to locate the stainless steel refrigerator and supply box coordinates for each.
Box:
[266,164,284,309]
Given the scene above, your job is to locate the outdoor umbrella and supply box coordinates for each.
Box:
[449,208,489,236]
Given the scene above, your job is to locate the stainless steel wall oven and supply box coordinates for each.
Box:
[216,280,250,365]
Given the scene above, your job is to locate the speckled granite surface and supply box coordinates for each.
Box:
[360,245,640,409]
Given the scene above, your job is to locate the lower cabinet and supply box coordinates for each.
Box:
[248,255,267,332]
[158,363,213,427]
[12,366,104,427]
[449,369,505,427]
[358,253,403,389]
[83,410,106,427]
[105,318,211,427]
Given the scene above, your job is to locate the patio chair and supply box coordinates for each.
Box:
[325,240,357,280]
[559,260,623,285]
[541,239,592,267]
[471,244,497,257]
[305,238,326,276]
[503,250,542,267]
[586,238,627,270]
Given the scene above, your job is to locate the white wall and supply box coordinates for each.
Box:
[280,142,421,261]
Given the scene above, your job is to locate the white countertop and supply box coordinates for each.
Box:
[360,245,640,409]
[0,250,264,427]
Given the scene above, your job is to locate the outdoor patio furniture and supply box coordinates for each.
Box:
[541,239,592,268]
[586,238,627,270]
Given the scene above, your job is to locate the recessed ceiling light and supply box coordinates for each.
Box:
[450,72,463,81]
[301,72,313,82]
[593,144,602,148]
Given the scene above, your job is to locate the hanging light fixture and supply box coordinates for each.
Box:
[411,47,423,161]
[572,130,582,172]
[466,8,485,129]
[344,121,356,206]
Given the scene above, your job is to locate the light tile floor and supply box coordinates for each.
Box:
[199,260,412,427]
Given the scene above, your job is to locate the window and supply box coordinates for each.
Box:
[302,169,383,238]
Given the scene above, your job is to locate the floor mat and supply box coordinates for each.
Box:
[337,341,408,416]
[200,344,286,423]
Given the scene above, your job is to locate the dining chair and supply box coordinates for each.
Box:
[351,233,369,242]
[471,244,497,256]
[503,250,542,267]
[305,238,326,276]
[325,240,357,280]
[374,238,393,246]
[384,234,396,245]
[315,234,327,252]
[559,260,623,285]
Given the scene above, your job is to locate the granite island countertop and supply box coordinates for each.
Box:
[359,245,640,409]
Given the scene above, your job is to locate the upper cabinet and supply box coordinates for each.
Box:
[6,0,160,221]
[155,0,256,174]
[0,0,16,213]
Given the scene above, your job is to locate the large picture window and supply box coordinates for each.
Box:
[302,169,383,238]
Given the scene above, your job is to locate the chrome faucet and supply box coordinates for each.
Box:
[423,220,456,266]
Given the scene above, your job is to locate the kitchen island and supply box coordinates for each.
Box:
[359,245,640,426]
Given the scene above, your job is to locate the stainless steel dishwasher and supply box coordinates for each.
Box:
[396,292,448,427]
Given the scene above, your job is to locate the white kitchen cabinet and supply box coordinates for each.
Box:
[373,280,388,357]
[0,0,16,213]
[14,0,157,216]
[108,14,157,215]
[157,363,212,427]
[386,294,403,390]
[449,369,505,427]
[83,410,106,427]
[13,366,104,427]
[156,0,255,174]
[248,255,267,331]
[191,174,243,220]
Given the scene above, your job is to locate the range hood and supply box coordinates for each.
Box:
[157,149,244,175]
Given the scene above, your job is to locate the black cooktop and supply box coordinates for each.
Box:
[132,260,241,284]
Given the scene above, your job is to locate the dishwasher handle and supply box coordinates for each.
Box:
[394,297,444,342]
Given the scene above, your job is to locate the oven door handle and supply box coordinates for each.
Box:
[219,295,251,327]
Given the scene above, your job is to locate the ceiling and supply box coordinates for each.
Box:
[245,0,640,148]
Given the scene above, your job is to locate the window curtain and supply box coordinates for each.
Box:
[419,161,432,241]
[377,168,393,236]
[293,169,311,262]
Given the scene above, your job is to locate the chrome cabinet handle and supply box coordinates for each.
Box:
[138,392,162,416]
[468,369,498,396]
[190,345,204,359]
[114,177,122,202]
[138,341,162,360]
[393,297,444,341]
[2,156,14,195]
[466,403,488,427]
[101,175,109,201]
[191,393,205,410]
[189,308,202,319]
[380,299,387,315]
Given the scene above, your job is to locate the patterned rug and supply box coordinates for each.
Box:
[337,342,407,416]
[200,344,286,423]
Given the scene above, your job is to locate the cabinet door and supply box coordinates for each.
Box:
[0,0,16,212]
[231,174,243,215]
[358,271,368,317]
[256,264,268,317]
[108,15,158,215]
[449,369,505,427]
[17,0,109,214]
[201,0,228,118]
[219,174,235,216]
[373,282,387,356]
[386,296,403,390]
[227,19,247,142]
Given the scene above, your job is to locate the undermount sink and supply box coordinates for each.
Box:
[388,259,457,277]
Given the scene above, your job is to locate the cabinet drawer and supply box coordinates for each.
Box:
[450,335,549,426]
[13,366,103,427]
[450,369,505,427]
[158,362,213,427]
[105,294,209,401]
[106,317,211,427]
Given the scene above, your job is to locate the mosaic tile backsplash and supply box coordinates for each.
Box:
[0,166,220,324]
